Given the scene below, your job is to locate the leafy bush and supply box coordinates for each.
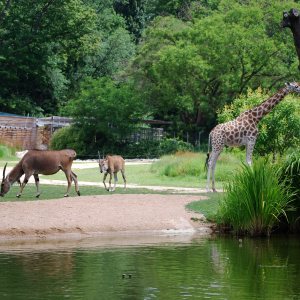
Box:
[50,124,193,158]
[218,158,294,236]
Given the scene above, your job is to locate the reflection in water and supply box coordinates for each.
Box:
[0,234,299,299]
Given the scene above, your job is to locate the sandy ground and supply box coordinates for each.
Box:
[0,194,215,241]
[0,160,216,241]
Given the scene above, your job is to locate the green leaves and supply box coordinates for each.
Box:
[0,0,101,115]
[67,76,147,136]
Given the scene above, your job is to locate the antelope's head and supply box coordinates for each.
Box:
[98,151,108,173]
[1,163,11,197]
[98,160,108,173]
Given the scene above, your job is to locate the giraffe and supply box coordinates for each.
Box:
[206,80,300,192]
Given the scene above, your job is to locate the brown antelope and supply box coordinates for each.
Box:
[1,149,80,198]
[98,153,126,192]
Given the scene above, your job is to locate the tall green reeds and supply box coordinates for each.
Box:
[280,151,300,230]
[218,158,294,236]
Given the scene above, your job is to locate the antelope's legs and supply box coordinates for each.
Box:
[112,173,118,192]
[108,172,112,192]
[121,170,126,191]
[71,171,80,196]
[62,168,72,197]
[16,174,31,198]
[34,174,40,198]
[103,173,108,191]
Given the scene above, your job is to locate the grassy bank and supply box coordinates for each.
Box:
[0,184,209,201]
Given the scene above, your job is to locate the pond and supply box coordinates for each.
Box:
[0,233,299,299]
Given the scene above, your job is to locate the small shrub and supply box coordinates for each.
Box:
[218,157,294,236]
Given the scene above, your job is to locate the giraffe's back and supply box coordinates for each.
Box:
[211,118,258,147]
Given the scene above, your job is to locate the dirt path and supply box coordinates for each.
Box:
[0,194,214,241]
[0,160,216,241]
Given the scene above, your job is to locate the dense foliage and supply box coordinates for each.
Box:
[0,0,135,116]
[66,76,147,137]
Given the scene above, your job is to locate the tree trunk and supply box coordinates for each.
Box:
[281,8,300,71]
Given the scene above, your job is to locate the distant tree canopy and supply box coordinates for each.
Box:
[1,0,300,148]
[0,0,101,115]
[0,0,136,116]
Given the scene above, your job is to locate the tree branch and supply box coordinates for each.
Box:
[242,51,279,88]
[20,0,54,49]
[0,0,10,24]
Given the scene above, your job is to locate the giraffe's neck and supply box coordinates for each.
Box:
[243,87,289,125]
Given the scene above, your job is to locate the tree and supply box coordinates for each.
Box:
[80,0,136,79]
[217,87,300,158]
[0,0,100,116]
[66,76,147,138]
[128,0,298,136]
[113,0,148,44]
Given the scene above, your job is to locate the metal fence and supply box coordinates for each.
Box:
[117,127,164,143]
[0,115,37,150]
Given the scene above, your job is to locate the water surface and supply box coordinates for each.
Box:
[0,233,299,299]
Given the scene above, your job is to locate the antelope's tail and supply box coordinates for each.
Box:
[204,134,211,170]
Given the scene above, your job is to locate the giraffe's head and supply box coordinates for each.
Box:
[285,80,300,93]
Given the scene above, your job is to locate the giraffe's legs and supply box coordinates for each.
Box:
[206,146,224,192]
[246,139,256,167]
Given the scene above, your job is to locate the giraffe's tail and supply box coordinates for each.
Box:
[204,134,211,170]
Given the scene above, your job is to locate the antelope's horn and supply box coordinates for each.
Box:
[98,151,101,160]
[3,163,7,181]
[103,150,105,160]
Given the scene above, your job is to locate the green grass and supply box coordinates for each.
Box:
[0,183,211,201]
[186,193,220,222]
[150,151,242,186]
